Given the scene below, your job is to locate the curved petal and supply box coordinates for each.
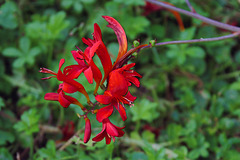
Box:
[58,91,71,108]
[93,23,102,41]
[102,16,127,63]
[62,82,78,93]
[108,70,128,95]
[44,93,58,101]
[114,103,127,121]
[96,105,114,122]
[106,122,119,137]
[90,60,102,94]
[84,67,93,84]
[89,41,101,60]
[95,92,112,104]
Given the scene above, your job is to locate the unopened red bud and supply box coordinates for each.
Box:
[83,118,91,143]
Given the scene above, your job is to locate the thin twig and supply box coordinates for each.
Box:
[140,31,240,50]
[58,129,83,151]
[146,0,240,32]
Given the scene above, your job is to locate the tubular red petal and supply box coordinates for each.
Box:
[89,61,102,94]
[106,122,119,137]
[97,41,113,86]
[84,67,93,84]
[44,93,59,101]
[93,23,102,41]
[96,105,114,122]
[115,103,127,121]
[83,118,91,143]
[105,136,112,144]
[102,16,127,63]
[63,78,90,102]
[108,70,128,95]
[62,82,78,93]
[95,92,112,104]
[58,91,71,108]
[89,41,101,60]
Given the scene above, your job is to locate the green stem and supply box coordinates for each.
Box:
[29,135,34,159]
[57,106,64,126]
[47,41,54,66]
[217,70,240,79]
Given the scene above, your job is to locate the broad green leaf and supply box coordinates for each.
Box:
[60,0,73,9]
[81,0,95,3]
[13,109,40,135]
[2,48,22,57]
[20,37,31,53]
[114,0,145,6]
[180,27,196,41]
[0,130,15,145]
[0,148,13,160]
[131,99,159,122]
[167,123,182,141]
[185,47,205,58]
[47,11,69,39]
[13,57,25,68]
[0,1,18,29]
[73,1,83,13]
[29,47,41,57]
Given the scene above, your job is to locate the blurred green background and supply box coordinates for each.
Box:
[1,0,240,159]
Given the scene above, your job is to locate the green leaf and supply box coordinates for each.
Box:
[47,11,69,39]
[73,1,83,13]
[0,97,4,111]
[81,0,95,4]
[29,47,41,57]
[167,123,182,141]
[12,57,25,68]
[13,109,40,135]
[114,0,145,6]
[0,130,15,145]
[2,48,22,57]
[121,16,150,39]
[20,37,31,53]
[131,99,159,122]
[180,27,196,41]
[0,148,13,160]
[0,1,18,29]
[60,0,73,9]
[185,46,205,58]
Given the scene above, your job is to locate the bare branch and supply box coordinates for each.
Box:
[140,32,240,50]
[145,0,240,32]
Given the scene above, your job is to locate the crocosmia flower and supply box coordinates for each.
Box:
[41,15,145,144]
[92,118,125,144]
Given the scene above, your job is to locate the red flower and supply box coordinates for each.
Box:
[82,23,112,86]
[40,59,90,102]
[44,84,86,110]
[92,118,125,144]
[83,117,91,143]
[69,41,102,94]
[95,62,141,122]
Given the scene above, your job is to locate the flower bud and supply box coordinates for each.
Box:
[83,117,91,143]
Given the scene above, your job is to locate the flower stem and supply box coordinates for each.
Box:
[140,32,240,50]
[146,0,240,32]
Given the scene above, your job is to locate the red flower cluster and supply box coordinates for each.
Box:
[40,16,147,144]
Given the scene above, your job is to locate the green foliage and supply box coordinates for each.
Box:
[3,37,41,68]
[131,99,159,122]
[14,109,40,135]
[1,0,240,160]
[0,1,18,29]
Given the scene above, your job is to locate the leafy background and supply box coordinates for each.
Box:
[1,0,240,159]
